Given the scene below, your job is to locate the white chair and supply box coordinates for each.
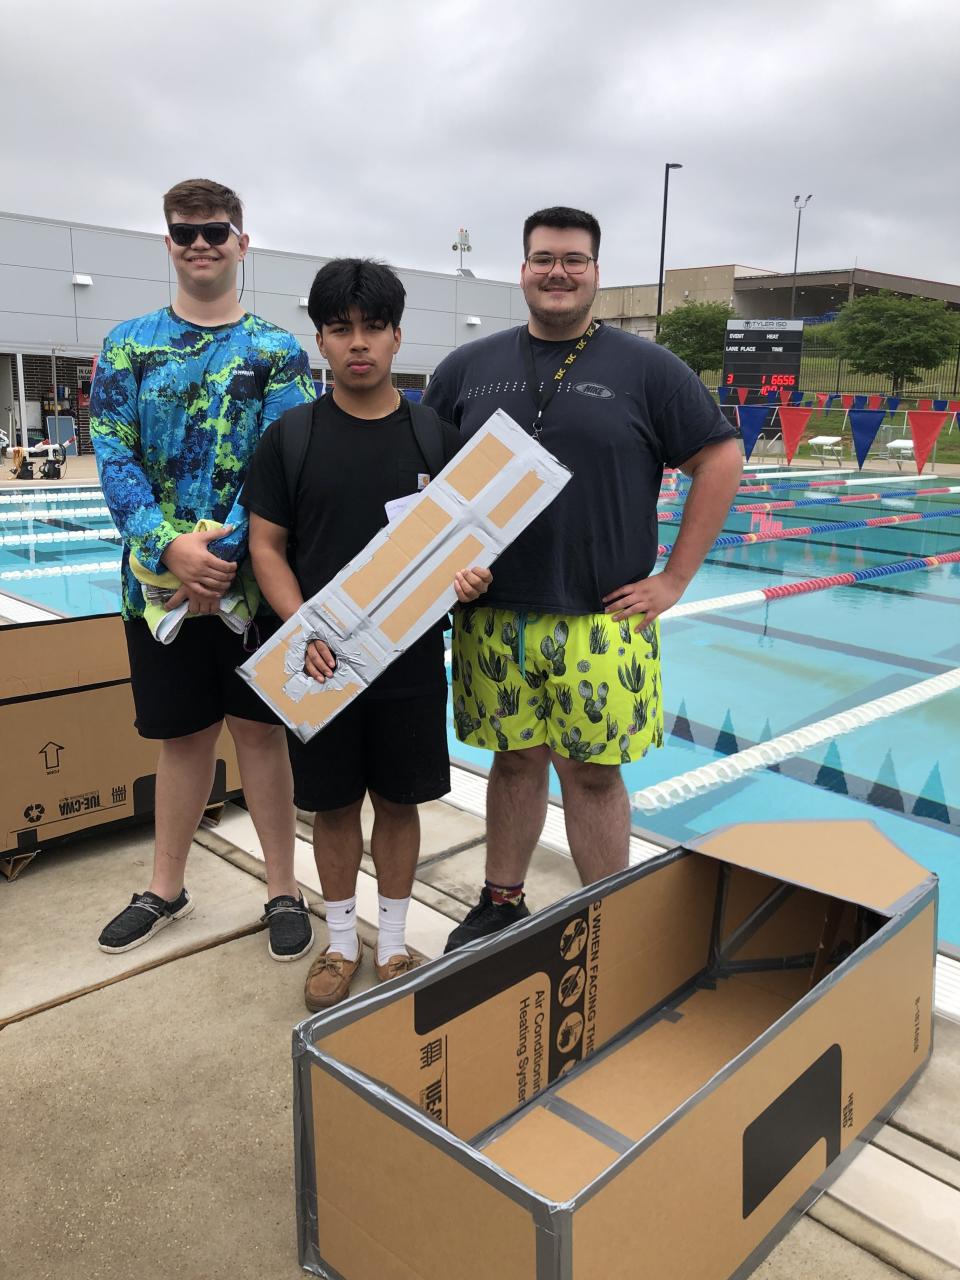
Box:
[883,439,915,470]
[808,435,843,464]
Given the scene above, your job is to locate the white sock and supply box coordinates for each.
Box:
[377,894,411,965]
[324,895,359,962]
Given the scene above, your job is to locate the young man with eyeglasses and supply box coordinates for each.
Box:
[424,205,743,951]
[241,259,491,1009]
[90,178,317,961]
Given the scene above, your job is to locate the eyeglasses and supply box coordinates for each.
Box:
[525,252,595,275]
[167,221,242,247]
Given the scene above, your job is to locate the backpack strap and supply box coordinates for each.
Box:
[280,400,318,514]
[408,401,451,479]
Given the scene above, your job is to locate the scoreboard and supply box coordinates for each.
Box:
[723,319,804,404]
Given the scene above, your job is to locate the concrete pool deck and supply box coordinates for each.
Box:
[2,798,959,1280]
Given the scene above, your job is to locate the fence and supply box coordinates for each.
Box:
[705,337,960,399]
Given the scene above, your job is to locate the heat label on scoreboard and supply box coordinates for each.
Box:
[723,319,804,404]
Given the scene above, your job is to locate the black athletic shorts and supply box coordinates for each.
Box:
[123,615,282,739]
[286,686,451,812]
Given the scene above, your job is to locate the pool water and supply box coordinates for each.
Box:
[447,476,960,951]
[2,475,958,949]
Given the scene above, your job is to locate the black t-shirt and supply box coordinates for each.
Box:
[240,395,461,698]
[423,323,736,614]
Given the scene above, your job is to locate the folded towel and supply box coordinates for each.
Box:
[130,519,260,644]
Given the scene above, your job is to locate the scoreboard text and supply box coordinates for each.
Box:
[723,319,804,404]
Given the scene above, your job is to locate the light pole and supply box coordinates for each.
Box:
[451,227,472,272]
[655,162,682,336]
[789,194,812,319]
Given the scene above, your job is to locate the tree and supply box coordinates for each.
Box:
[656,300,732,377]
[828,292,960,396]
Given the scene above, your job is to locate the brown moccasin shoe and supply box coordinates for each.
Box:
[374,952,422,983]
[304,947,362,1011]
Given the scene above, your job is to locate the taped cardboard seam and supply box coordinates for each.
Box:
[541,1096,634,1155]
[0,676,131,708]
[299,847,691,1046]
[309,1050,559,1227]
[535,1201,575,1280]
[719,883,798,960]
[294,1040,321,1270]
[566,884,936,1213]
[708,863,730,969]
[885,875,940,920]
[301,1251,347,1280]
[722,1058,931,1280]
[717,953,818,977]
[535,1224,561,1280]
[470,966,710,1152]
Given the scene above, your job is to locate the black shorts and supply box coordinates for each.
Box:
[124,615,282,739]
[286,687,451,812]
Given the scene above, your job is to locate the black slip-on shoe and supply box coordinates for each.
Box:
[98,888,194,954]
[262,892,314,962]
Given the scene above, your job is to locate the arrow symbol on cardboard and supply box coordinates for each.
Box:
[39,741,64,770]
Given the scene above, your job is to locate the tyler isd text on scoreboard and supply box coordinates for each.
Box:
[723,320,804,403]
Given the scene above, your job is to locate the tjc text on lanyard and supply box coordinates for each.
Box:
[521,320,602,442]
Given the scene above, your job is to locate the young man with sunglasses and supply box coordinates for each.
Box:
[424,206,743,951]
[242,258,491,1009]
[90,178,317,961]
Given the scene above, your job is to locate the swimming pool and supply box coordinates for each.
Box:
[2,472,958,949]
[445,469,960,952]
[0,487,120,618]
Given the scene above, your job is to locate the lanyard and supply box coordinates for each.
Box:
[520,319,601,441]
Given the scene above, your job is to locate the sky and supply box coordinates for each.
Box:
[4,0,959,287]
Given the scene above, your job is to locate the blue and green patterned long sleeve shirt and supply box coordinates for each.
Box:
[90,306,315,619]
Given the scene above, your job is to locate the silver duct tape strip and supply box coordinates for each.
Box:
[301,1251,348,1280]
[294,1042,321,1271]
[470,966,704,1152]
[536,1204,574,1280]
[719,882,797,960]
[306,1050,561,1228]
[567,882,937,1212]
[542,1096,634,1155]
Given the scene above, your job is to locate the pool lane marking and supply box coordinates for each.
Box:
[0,505,112,523]
[657,507,960,557]
[0,489,105,505]
[661,551,960,619]
[658,485,960,521]
[0,530,120,549]
[631,667,960,815]
[0,559,118,581]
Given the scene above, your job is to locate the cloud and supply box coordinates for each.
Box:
[3,0,958,286]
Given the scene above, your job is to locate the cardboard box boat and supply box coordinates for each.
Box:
[293,819,937,1280]
[0,614,240,861]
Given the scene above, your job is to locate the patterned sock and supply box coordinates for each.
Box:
[324,895,359,962]
[376,894,411,965]
[486,880,525,908]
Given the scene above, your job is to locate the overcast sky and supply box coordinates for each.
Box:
[4,0,959,287]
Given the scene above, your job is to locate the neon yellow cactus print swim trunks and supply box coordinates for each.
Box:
[451,607,663,765]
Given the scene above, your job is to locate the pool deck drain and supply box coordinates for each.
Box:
[3,796,959,1280]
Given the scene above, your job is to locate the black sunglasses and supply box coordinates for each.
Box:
[167,221,242,247]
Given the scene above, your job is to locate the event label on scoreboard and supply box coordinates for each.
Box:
[723,319,804,404]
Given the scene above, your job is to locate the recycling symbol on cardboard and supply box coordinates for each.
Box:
[24,802,45,824]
